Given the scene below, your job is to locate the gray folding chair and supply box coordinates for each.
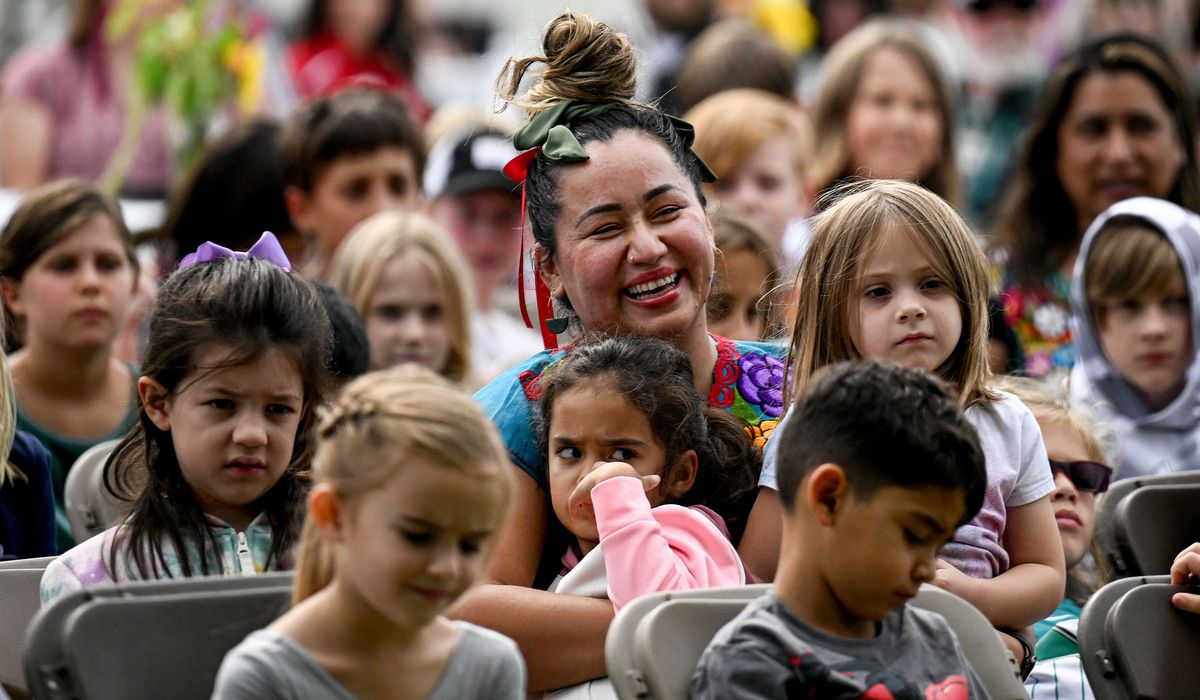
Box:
[1095,471,1200,577]
[62,439,127,544]
[1108,484,1200,576]
[1078,575,1200,699]
[0,557,54,572]
[606,584,767,700]
[605,583,1027,700]
[909,585,1027,699]
[23,573,293,700]
[0,558,54,698]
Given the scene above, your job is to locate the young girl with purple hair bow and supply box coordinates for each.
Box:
[43,234,332,601]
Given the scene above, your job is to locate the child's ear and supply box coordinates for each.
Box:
[284,185,314,235]
[805,463,849,526]
[138,377,172,432]
[537,245,565,300]
[1,277,24,318]
[307,484,345,541]
[664,450,699,500]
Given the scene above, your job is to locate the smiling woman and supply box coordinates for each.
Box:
[990,33,1200,378]
[539,133,715,345]
[455,10,787,692]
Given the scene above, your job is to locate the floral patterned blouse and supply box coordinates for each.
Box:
[475,335,786,491]
[996,267,1076,378]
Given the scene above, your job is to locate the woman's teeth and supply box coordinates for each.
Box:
[625,272,680,299]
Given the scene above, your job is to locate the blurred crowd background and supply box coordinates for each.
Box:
[3,0,1197,229]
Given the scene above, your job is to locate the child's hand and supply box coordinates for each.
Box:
[567,462,661,519]
[932,558,975,597]
[1171,543,1200,613]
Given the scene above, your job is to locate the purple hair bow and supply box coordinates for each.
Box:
[178,232,292,272]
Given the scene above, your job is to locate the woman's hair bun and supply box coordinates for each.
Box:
[497,10,638,116]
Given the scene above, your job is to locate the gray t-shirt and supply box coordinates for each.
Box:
[690,593,990,699]
[212,621,526,700]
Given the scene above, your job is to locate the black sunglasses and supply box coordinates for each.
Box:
[968,0,1038,11]
[1049,459,1112,493]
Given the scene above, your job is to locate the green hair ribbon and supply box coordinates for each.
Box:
[506,100,717,182]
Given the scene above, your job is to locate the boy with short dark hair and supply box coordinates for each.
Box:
[281,88,426,277]
[691,360,991,699]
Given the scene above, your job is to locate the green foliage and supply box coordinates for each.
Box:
[103,0,252,189]
[109,0,242,124]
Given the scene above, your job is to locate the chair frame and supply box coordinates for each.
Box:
[1078,575,1200,700]
[605,583,1028,700]
[24,573,293,700]
[1108,484,1200,576]
[1094,471,1200,577]
[61,439,126,545]
[0,560,55,698]
[606,584,765,700]
[0,556,54,572]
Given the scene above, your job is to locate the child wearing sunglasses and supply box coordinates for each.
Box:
[999,376,1114,700]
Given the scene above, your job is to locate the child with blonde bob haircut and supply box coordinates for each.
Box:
[787,181,992,406]
[327,209,474,384]
[1070,197,1200,478]
[214,365,524,700]
[685,88,812,261]
[753,180,1063,674]
[809,19,960,207]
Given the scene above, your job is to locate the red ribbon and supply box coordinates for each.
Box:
[505,148,558,350]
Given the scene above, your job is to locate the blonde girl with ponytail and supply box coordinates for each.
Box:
[214,365,523,700]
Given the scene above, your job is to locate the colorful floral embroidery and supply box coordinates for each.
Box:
[519,354,569,401]
[515,337,784,429]
[737,353,785,417]
[488,337,787,491]
[519,369,544,401]
[746,419,779,449]
[997,267,1075,378]
[709,335,739,408]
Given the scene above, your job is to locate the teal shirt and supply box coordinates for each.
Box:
[1034,598,1083,661]
[17,375,139,553]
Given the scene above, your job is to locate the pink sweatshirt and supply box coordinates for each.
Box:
[591,476,745,612]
